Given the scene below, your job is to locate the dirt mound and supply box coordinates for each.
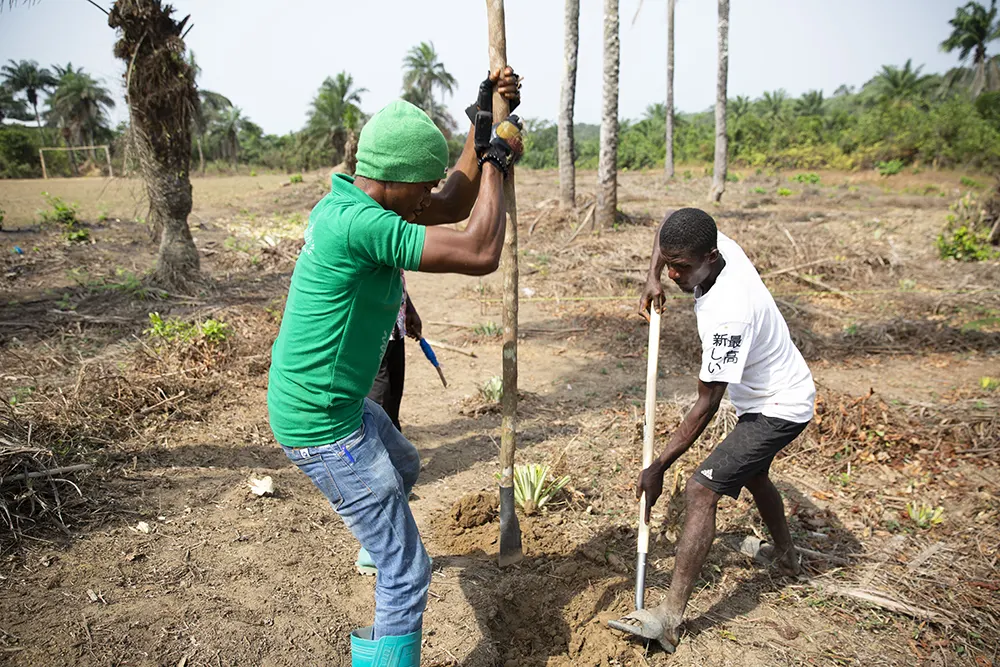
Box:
[450,491,498,528]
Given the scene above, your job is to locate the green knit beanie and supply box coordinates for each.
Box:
[355,100,449,183]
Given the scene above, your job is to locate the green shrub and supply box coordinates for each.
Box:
[937,226,995,261]
[39,193,90,243]
[289,174,303,184]
[959,176,983,189]
[146,313,231,345]
[876,159,904,176]
[791,172,821,184]
[752,186,767,194]
[937,192,998,261]
[777,187,793,197]
[480,376,503,403]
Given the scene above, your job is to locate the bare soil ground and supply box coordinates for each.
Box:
[1,168,998,667]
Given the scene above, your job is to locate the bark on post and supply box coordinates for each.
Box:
[665,0,675,180]
[709,0,729,203]
[558,0,580,209]
[486,0,523,567]
[596,0,620,229]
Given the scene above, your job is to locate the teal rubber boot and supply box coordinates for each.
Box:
[355,547,377,576]
[350,625,421,667]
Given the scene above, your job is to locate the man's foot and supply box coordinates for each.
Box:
[607,607,682,653]
[740,536,801,577]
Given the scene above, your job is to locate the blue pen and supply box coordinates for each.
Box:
[341,444,355,463]
[418,338,448,388]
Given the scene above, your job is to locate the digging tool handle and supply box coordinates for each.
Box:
[487,0,523,568]
[635,309,660,609]
[640,308,660,554]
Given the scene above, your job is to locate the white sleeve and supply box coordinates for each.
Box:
[699,321,753,385]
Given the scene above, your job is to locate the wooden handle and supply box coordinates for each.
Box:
[487,0,520,487]
[638,308,661,554]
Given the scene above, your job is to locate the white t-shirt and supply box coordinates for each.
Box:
[693,232,815,423]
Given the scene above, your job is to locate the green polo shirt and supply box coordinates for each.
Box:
[267,174,426,447]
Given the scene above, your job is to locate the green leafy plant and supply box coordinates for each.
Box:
[937,193,997,261]
[146,312,198,344]
[791,172,821,184]
[510,463,570,515]
[38,193,89,243]
[146,313,230,346]
[480,375,503,403]
[937,226,995,261]
[474,321,502,338]
[751,186,767,194]
[0,206,5,228]
[959,176,983,189]
[877,159,904,176]
[726,172,740,183]
[97,208,109,223]
[777,187,793,197]
[906,501,944,529]
[250,169,258,177]
[289,174,303,184]
[981,376,999,391]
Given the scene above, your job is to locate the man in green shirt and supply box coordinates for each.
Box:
[268,69,522,666]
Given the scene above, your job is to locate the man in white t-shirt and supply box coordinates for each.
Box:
[615,207,816,653]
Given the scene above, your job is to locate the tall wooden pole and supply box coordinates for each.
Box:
[665,0,675,180]
[486,0,523,568]
[709,0,730,202]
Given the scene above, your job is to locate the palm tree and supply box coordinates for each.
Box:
[305,72,366,165]
[402,42,456,108]
[1,59,57,139]
[402,42,456,136]
[709,0,729,203]
[759,89,788,120]
[794,89,824,116]
[633,0,676,179]
[596,0,620,228]
[871,60,932,104]
[941,0,1000,96]
[108,0,202,289]
[49,70,116,161]
[729,95,751,121]
[185,50,233,173]
[0,84,27,124]
[210,106,245,166]
[558,0,580,209]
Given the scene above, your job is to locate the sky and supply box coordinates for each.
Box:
[0,0,966,136]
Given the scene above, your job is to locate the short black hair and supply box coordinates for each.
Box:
[658,208,718,256]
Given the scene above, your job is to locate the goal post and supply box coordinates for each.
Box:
[39,145,113,179]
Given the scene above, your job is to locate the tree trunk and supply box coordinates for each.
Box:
[597,0,620,229]
[110,0,201,290]
[558,0,580,209]
[32,103,45,146]
[62,128,79,177]
[344,129,359,176]
[196,136,205,174]
[665,0,675,180]
[709,0,729,203]
[149,167,199,287]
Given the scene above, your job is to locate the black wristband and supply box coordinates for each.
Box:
[478,154,508,178]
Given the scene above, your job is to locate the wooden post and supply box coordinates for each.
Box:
[105,145,113,178]
[486,0,523,568]
[39,149,48,180]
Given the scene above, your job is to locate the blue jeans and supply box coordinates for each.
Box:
[282,398,430,639]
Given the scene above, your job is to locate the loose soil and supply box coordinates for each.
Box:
[1,168,998,666]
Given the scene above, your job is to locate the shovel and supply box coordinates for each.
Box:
[608,307,660,626]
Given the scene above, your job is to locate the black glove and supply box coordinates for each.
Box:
[467,70,521,157]
[477,115,524,178]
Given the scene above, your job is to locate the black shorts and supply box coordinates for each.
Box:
[692,412,809,499]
